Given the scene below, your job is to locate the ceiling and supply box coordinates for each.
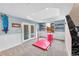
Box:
[0,3,74,22]
[69,3,79,26]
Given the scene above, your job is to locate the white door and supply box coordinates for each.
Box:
[22,23,30,42]
[30,24,36,39]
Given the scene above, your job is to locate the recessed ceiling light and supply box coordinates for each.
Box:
[45,8,49,10]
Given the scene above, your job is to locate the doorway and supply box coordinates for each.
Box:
[22,23,36,42]
[30,24,35,39]
[22,23,29,42]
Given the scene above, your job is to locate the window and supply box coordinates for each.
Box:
[55,20,65,32]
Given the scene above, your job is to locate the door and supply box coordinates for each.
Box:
[24,25,29,40]
[30,24,35,39]
[22,23,30,42]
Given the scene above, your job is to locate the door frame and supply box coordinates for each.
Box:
[22,23,36,42]
[29,24,36,39]
[22,23,30,42]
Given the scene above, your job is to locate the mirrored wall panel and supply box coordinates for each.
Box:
[54,20,65,32]
[39,23,46,31]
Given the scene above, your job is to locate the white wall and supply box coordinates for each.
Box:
[0,15,36,51]
[65,18,72,56]
[0,33,21,51]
